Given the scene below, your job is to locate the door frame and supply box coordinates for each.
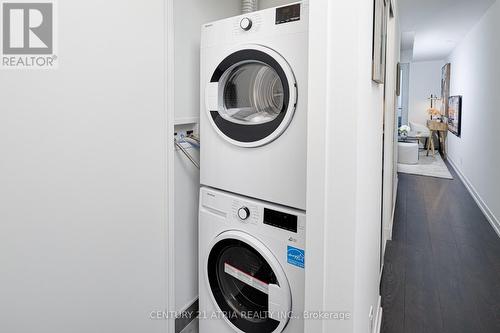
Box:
[165,0,176,332]
[381,0,400,257]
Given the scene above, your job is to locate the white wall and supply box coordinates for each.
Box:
[259,0,295,9]
[171,0,240,316]
[383,5,401,253]
[0,1,167,333]
[173,145,200,311]
[173,0,239,124]
[305,0,356,330]
[306,0,398,332]
[408,60,445,125]
[400,48,413,63]
[447,0,500,233]
[171,0,240,314]
[352,0,390,331]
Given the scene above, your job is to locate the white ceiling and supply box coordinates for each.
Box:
[398,0,496,62]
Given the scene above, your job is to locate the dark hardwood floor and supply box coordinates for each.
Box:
[381,164,500,333]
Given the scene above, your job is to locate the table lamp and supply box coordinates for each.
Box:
[427,94,442,120]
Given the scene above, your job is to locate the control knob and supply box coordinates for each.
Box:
[240,17,253,31]
[237,207,250,220]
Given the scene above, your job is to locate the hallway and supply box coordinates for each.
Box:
[381,168,500,332]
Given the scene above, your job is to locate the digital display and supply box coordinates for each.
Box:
[264,208,298,233]
[275,4,301,25]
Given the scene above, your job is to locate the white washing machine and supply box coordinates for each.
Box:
[200,2,309,210]
[199,187,306,333]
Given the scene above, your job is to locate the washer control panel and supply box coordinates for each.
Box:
[232,201,259,224]
[201,187,305,242]
[231,200,297,232]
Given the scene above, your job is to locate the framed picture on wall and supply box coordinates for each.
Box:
[441,63,451,116]
[372,0,388,84]
[448,95,462,137]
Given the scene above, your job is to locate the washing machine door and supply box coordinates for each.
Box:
[206,230,292,333]
[205,44,297,147]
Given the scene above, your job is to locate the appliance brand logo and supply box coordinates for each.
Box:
[1,0,57,69]
[287,246,305,269]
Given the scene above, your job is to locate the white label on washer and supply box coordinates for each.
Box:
[224,263,269,294]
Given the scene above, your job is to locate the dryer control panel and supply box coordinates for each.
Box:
[276,3,301,25]
[201,1,308,49]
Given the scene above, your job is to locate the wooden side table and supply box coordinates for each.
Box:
[426,120,448,158]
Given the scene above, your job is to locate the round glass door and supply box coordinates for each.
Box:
[206,232,291,333]
[222,62,284,125]
[206,45,297,147]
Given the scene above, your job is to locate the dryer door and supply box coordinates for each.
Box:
[205,44,297,148]
[206,231,292,333]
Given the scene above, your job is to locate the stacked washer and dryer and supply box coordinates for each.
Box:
[199,2,308,332]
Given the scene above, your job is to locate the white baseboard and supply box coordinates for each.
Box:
[448,157,500,238]
[373,296,383,333]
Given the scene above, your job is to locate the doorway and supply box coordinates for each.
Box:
[397,63,410,127]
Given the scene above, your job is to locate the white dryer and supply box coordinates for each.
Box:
[199,187,306,333]
[200,2,309,210]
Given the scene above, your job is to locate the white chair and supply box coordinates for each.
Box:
[409,121,430,148]
[398,142,419,165]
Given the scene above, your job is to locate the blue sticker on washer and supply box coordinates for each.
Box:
[287,246,305,268]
